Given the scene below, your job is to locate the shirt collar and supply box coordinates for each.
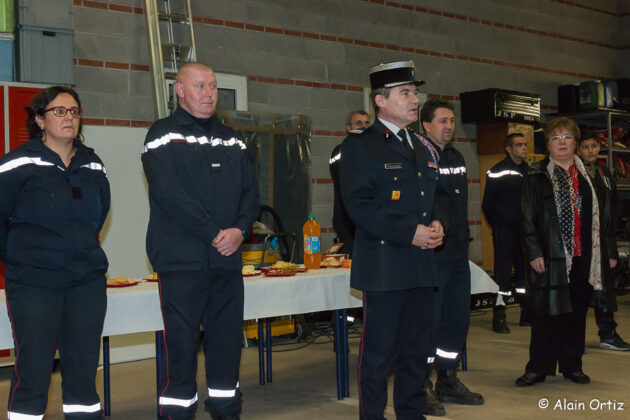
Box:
[378,117,407,141]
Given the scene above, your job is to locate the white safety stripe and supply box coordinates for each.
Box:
[142,132,246,153]
[498,290,512,296]
[208,381,239,398]
[159,393,198,408]
[486,169,523,178]
[7,412,44,420]
[515,288,526,294]
[436,348,459,359]
[438,166,467,175]
[427,356,435,363]
[329,152,341,164]
[80,162,107,175]
[62,403,101,414]
[0,156,55,174]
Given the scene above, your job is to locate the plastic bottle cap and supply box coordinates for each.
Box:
[308,215,315,220]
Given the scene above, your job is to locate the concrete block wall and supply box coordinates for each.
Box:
[70,0,628,264]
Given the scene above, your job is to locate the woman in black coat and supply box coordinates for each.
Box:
[516,117,614,386]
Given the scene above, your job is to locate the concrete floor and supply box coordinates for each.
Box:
[1,295,629,419]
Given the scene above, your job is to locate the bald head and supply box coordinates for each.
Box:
[175,62,218,119]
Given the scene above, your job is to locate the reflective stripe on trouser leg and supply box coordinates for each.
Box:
[62,403,102,414]
[436,348,459,360]
[7,412,44,420]
[159,393,199,408]
[208,382,239,398]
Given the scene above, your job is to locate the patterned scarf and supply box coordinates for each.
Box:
[547,157,602,290]
[414,132,441,163]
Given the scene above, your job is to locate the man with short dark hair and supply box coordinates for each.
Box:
[329,110,371,254]
[340,60,444,420]
[142,62,259,420]
[482,133,529,334]
[418,99,484,417]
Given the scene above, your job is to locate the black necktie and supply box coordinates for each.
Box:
[398,129,413,154]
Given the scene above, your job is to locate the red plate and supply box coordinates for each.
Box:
[264,271,296,277]
[243,273,261,277]
[144,278,158,282]
[107,281,138,288]
[295,267,307,272]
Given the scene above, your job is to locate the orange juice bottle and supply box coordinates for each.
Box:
[303,215,321,269]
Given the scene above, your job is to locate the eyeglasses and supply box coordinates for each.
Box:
[351,121,370,127]
[551,135,574,142]
[42,106,83,118]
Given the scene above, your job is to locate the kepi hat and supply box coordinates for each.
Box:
[369,60,425,90]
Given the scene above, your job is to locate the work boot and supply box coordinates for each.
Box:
[435,369,484,405]
[424,377,445,416]
[492,305,510,334]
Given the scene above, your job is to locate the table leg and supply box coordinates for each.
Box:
[334,309,343,400]
[265,319,272,383]
[102,336,111,416]
[342,309,349,397]
[155,331,163,416]
[258,320,265,385]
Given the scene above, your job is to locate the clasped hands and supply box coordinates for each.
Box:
[212,228,244,256]
[412,220,444,250]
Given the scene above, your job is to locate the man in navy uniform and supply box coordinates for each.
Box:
[329,110,371,255]
[142,62,259,420]
[482,133,529,333]
[340,60,445,420]
[417,99,484,417]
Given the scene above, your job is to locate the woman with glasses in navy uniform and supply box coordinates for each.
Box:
[0,86,110,419]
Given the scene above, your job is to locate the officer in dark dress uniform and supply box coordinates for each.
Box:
[482,133,529,333]
[339,60,445,420]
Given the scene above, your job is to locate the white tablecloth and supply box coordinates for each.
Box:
[0,268,361,350]
[1,262,496,350]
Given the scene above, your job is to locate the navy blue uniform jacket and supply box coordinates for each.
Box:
[339,119,441,291]
[141,107,259,272]
[0,137,110,288]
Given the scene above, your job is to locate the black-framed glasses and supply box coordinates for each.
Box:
[42,106,83,118]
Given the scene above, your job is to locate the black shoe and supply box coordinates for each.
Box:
[424,378,445,416]
[515,373,546,387]
[563,371,590,384]
[600,332,630,351]
[435,369,484,405]
[518,310,531,327]
[492,306,510,334]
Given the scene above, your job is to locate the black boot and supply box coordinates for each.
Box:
[424,377,445,416]
[518,308,531,327]
[492,305,510,334]
[435,369,484,405]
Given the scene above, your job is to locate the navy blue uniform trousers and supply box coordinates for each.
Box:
[358,287,433,420]
[492,225,525,294]
[433,257,470,370]
[5,279,106,419]
[157,269,243,420]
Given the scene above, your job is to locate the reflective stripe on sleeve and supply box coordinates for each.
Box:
[159,393,198,408]
[0,157,55,174]
[498,290,512,296]
[436,348,459,359]
[515,288,526,294]
[7,412,44,420]
[329,152,341,164]
[486,170,523,178]
[62,403,101,414]
[427,356,435,363]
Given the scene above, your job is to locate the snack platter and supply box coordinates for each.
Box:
[107,281,138,288]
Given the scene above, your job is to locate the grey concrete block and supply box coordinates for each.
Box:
[74,67,129,95]
[194,0,247,20]
[312,184,334,204]
[129,71,152,97]
[310,88,347,111]
[312,136,343,157]
[267,84,309,109]
[311,203,333,228]
[74,8,126,35]
[247,82,269,105]
[312,155,332,178]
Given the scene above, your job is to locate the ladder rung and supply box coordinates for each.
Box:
[158,12,189,24]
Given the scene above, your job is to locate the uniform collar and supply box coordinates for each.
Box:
[174,106,214,131]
